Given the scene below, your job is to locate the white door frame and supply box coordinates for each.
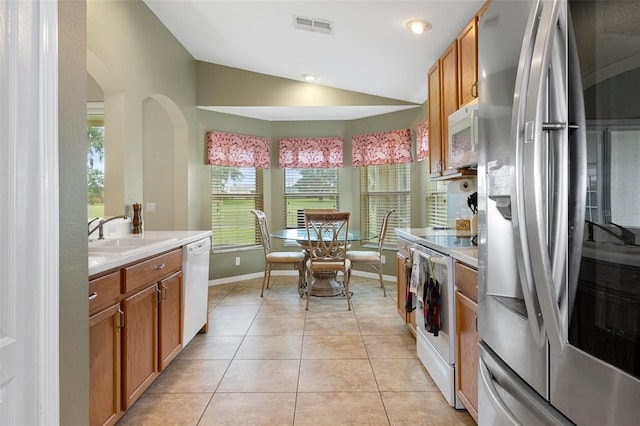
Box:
[0,0,60,423]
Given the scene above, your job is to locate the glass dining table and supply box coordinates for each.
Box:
[270,228,376,296]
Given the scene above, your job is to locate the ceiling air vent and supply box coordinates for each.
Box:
[294,15,333,35]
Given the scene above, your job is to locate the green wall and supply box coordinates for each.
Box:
[59,0,89,423]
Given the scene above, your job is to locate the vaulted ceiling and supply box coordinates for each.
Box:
[143,0,485,120]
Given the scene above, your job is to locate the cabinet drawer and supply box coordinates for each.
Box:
[123,249,182,294]
[455,261,477,302]
[89,271,122,315]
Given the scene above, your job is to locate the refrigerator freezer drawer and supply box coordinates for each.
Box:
[478,343,571,426]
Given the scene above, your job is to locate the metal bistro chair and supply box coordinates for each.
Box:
[303,211,352,310]
[251,210,306,297]
[346,209,395,297]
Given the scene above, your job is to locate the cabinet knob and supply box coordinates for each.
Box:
[88,292,98,301]
[154,263,166,270]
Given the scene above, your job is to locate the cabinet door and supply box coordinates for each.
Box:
[455,290,478,422]
[159,270,183,371]
[441,40,459,171]
[396,252,409,320]
[122,283,159,410]
[396,251,416,336]
[427,61,442,176]
[89,303,122,426]
[458,17,478,106]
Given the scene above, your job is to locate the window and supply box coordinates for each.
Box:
[284,168,338,228]
[359,164,410,246]
[87,125,104,219]
[211,166,263,250]
[426,178,448,227]
[88,103,105,218]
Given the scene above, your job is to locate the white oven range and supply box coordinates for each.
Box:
[410,242,465,409]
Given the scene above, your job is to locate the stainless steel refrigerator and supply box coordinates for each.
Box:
[477,0,640,424]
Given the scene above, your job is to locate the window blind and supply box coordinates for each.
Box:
[426,178,448,228]
[211,166,264,250]
[284,168,338,228]
[359,164,411,247]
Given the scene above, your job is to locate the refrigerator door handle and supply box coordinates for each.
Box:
[566,8,587,318]
[510,0,546,347]
[521,0,569,356]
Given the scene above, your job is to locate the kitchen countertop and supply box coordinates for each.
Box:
[395,227,478,269]
[88,230,212,277]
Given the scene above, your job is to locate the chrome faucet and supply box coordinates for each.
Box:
[88,215,128,240]
[609,222,636,245]
[586,220,636,245]
[88,217,100,234]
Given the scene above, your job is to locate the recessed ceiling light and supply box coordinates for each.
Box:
[406,19,431,34]
[302,74,317,82]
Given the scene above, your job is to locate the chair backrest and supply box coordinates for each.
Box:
[251,209,272,255]
[304,211,350,264]
[304,208,336,213]
[376,209,396,253]
[297,209,336,227]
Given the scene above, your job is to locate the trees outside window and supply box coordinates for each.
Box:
[87,126,104,218]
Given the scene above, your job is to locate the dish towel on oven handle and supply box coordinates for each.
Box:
[404,248,420,313]
[423,257,441,336]
[409,247,423,295]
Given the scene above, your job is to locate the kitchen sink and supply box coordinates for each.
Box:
[88,236,177,256]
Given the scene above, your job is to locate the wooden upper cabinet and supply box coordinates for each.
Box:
[427,61,442,176]
[440,40,459,171]
[458,17,478,106]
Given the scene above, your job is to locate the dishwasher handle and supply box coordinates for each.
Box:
[187,238,211,255]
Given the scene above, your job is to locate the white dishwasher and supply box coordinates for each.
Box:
[182,237,211,346]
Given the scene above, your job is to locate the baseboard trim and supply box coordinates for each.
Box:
[208,270,395,286]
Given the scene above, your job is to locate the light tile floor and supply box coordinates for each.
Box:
[117,275,475,425]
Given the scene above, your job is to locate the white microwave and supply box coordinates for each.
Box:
[447,99,478,170]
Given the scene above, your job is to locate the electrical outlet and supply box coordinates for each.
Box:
[146,202,156,212]
[235,256,240,266]
[381,255,386,264]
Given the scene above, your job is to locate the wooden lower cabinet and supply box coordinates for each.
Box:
[456,291,478,421]
[455,261,478,422]
[89,248,184,425]
[122,283,160,410]
[159,270,183,371]
[89,303,122,426]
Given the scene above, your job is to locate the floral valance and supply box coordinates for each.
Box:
[351,128,412,167]
[206,131,270,169]
[416,118,429,161]
[278,137,343,168]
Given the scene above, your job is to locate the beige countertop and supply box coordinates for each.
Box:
[395,227,478,268]
[88,230,212,277]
